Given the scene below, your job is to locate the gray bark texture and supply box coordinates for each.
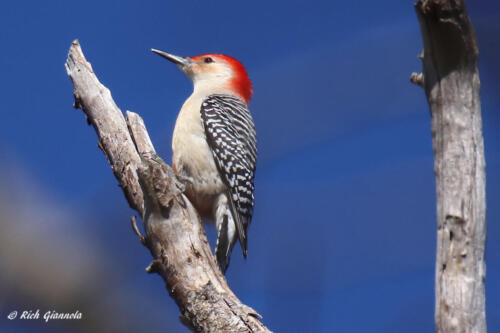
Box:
[412,1,487,332]
[65,40,270,333]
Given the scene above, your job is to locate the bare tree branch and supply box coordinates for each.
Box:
[65,40,270,333]
[412,1,486,332]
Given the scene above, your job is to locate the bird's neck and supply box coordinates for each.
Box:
[191,79,243,102]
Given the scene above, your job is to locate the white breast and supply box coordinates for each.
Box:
[172,92,226,218]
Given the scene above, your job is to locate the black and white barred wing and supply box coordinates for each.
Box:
[200,94,257,254]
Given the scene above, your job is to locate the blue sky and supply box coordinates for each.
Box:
[0,1,499,332]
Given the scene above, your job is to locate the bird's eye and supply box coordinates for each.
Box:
[204,57,214,64]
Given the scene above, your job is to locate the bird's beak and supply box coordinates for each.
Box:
[151,49,192,69]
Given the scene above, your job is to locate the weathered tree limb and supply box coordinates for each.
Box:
[412,1,486,332]
[65,40,270,333]
[65,46,144,215]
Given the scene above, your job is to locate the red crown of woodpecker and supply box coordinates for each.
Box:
[191,54,253,103]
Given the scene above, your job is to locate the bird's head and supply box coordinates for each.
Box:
[152,49,253,104]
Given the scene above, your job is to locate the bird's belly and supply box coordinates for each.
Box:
[186,174,226,220]
[172,127,226,220]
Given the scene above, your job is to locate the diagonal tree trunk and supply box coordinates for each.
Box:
[411,1,487,332]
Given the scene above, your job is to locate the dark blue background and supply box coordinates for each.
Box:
[0,1,498,332]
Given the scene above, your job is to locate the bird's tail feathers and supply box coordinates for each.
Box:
[215,213,237,274]
[225,190,248,257]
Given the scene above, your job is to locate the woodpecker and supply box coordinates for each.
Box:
[151,48,257,274]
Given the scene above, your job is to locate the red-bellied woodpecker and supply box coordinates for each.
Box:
[152,49,257,274]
